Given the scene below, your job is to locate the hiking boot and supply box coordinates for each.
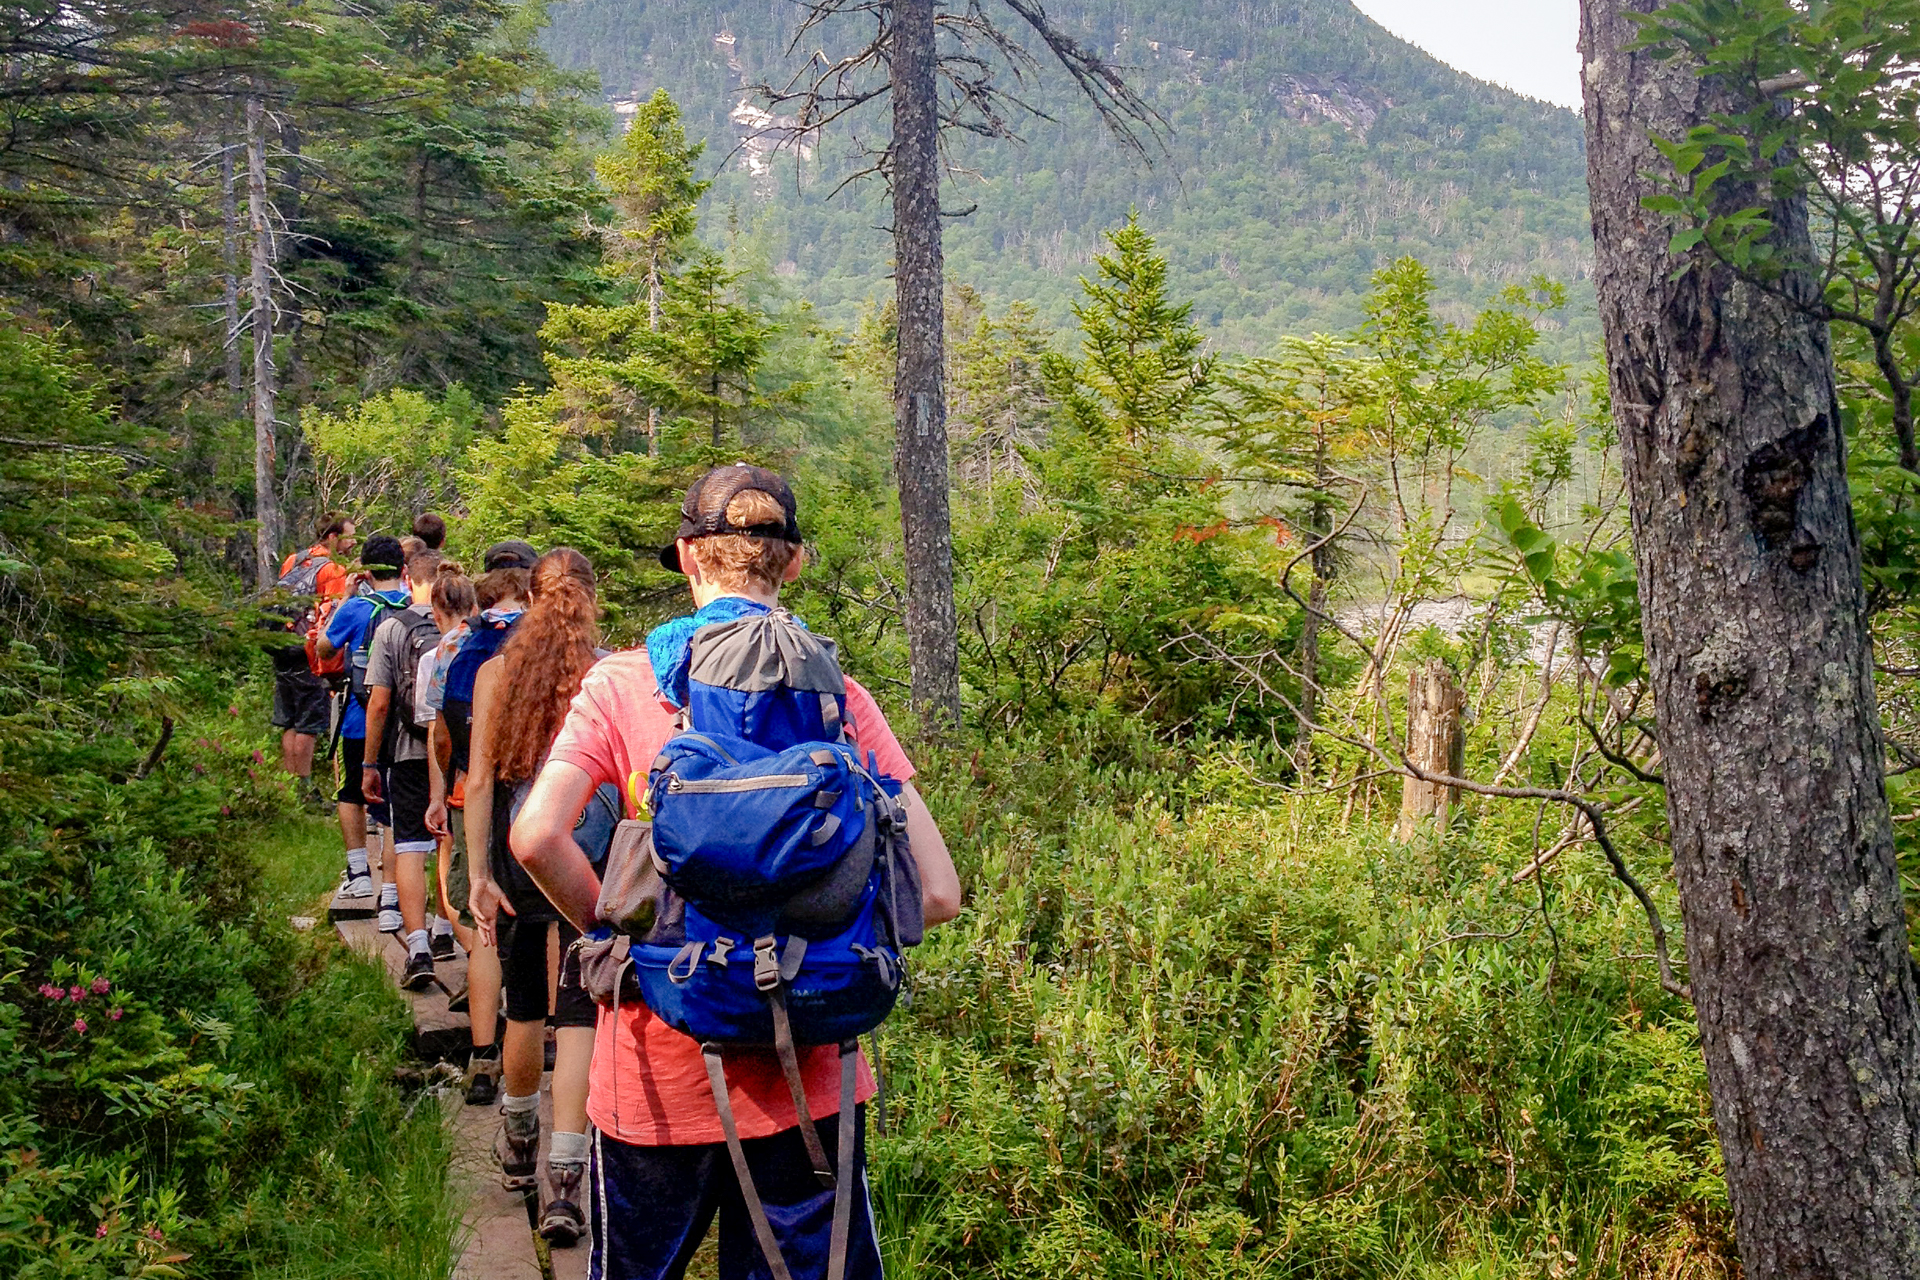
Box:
[465,1053,500,1107]
[539,1163,586,1248]
[430,929,455,961]
[377,905,403,934]
[400,950,436,992]
[495,1111,539,1191]
[341,873,375,899]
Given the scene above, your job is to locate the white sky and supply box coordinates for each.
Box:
[1350,0,1584,110]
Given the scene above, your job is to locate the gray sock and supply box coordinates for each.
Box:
[502,1093,539,1137]
[548,1130,589,1169]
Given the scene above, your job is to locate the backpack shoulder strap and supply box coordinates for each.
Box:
[700,1039,859,1280]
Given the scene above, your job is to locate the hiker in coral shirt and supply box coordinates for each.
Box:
[511,466,962,1280]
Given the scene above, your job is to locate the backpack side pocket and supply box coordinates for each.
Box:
[595,818,683,944]
[878,796,924,950]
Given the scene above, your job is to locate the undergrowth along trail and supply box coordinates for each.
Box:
[871,724,1728,1278]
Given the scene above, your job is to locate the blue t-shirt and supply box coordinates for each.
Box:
[325,587,410,739]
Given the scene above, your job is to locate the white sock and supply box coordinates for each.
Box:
[379,882,399,908]
[502,1092,540,1115]
[548,1130,589,1168]
[429,915,452,938]
[405,929,430,958]
[346,847,369,878]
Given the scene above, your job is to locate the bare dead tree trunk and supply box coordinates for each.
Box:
[1396,658,1464,841]
[1583,2,1920,1272]
[1295,432,1335,769]
[891,0,961,729]
[277,118,305,401]
[221,126,244,415]
[247,92,282,589]
[648,253,663,456]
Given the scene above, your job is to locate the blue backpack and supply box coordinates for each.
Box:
[577,608,921,1280]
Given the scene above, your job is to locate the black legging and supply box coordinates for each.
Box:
[497,914,594,1027]
[489,779,597,1027]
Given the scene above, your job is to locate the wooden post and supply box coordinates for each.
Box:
[1396,658,1464,841]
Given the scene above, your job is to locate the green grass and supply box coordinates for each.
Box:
[256,812,351,916]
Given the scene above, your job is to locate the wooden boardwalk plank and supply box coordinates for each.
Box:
[333,916,587,1279]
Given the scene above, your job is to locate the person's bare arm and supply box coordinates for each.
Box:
[360,685,390,802]
[464,658,516,945]
[425,718,449,837]
[902,783,962,926]
[510,760,603,932]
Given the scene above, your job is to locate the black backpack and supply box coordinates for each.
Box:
[383,609,443,753]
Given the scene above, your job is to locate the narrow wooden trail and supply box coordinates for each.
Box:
[330,887,589,1280]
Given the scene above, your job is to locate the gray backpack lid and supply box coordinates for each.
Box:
[686,608,846,696]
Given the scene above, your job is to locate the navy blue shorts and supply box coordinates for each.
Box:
[588,1109,883,1280]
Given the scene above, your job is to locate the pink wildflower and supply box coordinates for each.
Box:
[37,984,59,999]
[90,977,110,995]
[110,1007,123,1021]
[146,1226,164,1242]
[251,748,265,764]
[96,1222,109,1239]
[73,1018,87,1034]
[220,805,232,817]
[68,986,84,1002]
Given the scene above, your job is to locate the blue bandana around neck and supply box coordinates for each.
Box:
[646,596,783,709]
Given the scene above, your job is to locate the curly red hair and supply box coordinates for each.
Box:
[490,547,599,784]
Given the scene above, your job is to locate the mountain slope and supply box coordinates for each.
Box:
[543,0,1593,351]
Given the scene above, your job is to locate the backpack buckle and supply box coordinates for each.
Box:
[753,935,781,991]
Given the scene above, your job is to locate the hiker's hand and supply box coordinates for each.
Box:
[425,798,448,837]
[361,764,383,803]
[471,877,515,948]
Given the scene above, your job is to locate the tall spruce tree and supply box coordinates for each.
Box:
[598,89,710,454]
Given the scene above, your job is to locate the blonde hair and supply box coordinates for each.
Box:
[685,489,802,592]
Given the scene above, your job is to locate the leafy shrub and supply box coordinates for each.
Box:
[874,731,1731,1278]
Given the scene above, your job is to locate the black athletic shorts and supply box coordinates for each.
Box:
[387,759,433,852]
[336,737,391,827]
[271,669,330,736]
[500,917,594,1028]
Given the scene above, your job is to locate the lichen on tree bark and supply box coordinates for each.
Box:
[1582,1,1920,1271]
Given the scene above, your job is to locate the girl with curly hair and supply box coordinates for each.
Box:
[466,546,619,1247]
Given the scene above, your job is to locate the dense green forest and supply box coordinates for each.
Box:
[10,0,1920,1274]
[541,0,1596,354]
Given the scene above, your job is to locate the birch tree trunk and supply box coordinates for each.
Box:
[1396,658,1463,841]
[1582,1,1920,1271]
[890,0,961,728]
[247,92,281,589]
